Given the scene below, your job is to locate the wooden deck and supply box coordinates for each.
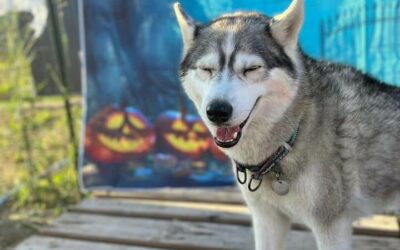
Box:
[15,188,400,250]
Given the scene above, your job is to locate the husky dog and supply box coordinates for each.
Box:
[174,0,400,249]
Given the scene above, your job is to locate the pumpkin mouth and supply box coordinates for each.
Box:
[98,134,148,153]
[214,96,261,149]
[163,133,208,154]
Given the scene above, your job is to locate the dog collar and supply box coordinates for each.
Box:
[234,125,299,193]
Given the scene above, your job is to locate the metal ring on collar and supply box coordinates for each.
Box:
[236,166,247,184]
[248,175,263,192]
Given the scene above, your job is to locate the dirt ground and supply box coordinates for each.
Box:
[0,204,55,249]
[0,219,36,249]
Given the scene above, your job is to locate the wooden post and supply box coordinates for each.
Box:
[46,0,80,196]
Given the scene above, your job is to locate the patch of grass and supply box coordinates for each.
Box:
[0,97,83,247]
[0,10,82,214]
[0,5,83,247]
[0,98,82,209]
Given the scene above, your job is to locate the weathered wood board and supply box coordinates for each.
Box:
[34,212,400,250]
[72,197,399,237]
[15,236,164,250]
[39,212,254,250]
[14,188,400,250]
[71,198,251,225]
[92,188,243,204]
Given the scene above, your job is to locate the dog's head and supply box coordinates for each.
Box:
[174,0,304,157]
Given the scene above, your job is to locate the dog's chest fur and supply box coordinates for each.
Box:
[239,168,317,223]
[235,139,333,228]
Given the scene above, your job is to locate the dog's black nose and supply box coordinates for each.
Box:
[206,100,233,124]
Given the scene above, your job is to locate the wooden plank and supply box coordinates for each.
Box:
[70,198,251,226]
[354,215,400,237]
[92,189,399,236]
[92,188,244,205]
[351,234,400,250]
[38,213,400,250]
[15,233,315,250]
[71,198,399,237]
[40,213,253,250]
[14,236,164,250]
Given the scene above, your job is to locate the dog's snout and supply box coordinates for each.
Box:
[206,100,233,124]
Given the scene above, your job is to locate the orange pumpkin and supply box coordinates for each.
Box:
[155,111,210,159]
[85,105,155,164]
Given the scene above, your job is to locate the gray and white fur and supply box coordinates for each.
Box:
[174,0,400,249]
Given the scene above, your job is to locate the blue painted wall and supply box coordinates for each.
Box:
[178,0,346,58]
[322,0,400,86]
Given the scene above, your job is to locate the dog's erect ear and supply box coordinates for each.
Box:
[270,0,304,50]
[174,3,197,53]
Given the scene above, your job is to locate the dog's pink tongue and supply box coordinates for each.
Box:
[216,126,240,141]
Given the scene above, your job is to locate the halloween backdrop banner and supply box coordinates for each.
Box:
[79,0,400,189]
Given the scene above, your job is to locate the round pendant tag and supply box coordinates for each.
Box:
[272,179,290,196]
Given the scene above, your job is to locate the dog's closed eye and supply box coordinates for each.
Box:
[197,66,216,80]
[243,66,262,77]
[198,66,215,75]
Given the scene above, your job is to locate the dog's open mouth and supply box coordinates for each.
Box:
[214,97,261,148]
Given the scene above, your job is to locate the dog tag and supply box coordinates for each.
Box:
[272,179,289,196]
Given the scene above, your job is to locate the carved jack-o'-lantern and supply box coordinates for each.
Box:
[155,111,210,159]
[85,105,155,164]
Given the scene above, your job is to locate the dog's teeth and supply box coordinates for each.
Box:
[215,133,239,144]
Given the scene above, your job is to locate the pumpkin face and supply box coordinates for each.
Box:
[155,111,210,159]
[85,105,155,164]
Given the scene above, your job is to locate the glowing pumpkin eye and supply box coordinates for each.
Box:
[192,122,207,133]
[106,113,124,129]
[128,115,145,129]
[172,119,188,132]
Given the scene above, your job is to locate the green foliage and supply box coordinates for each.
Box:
[13,160,81,213]
[0,99,82,214]
[7,104,82,212]
[0,5,81,216]
[0,13,35,101]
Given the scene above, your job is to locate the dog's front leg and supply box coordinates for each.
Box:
[311,217,353,250]
[250,205,291,250]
